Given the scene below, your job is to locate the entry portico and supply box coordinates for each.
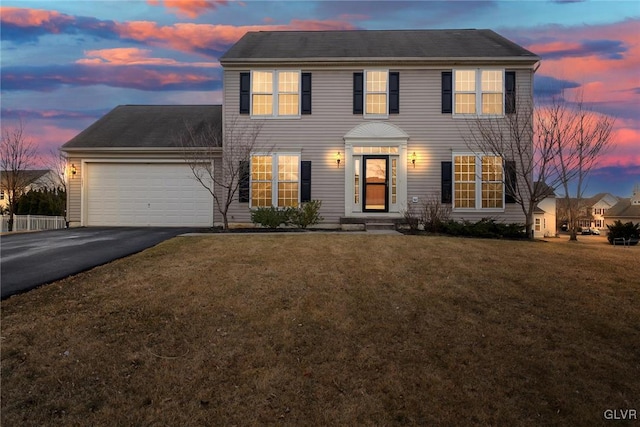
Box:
[343,122,409,217]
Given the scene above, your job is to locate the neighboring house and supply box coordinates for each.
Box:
[63,30,540,228]
[62,105,222,227]
[0,169,55,212]
[604,184,640,228]
[533,183,556,238]
[580,193,619,230]
[584,193,620,229]
[557,192,620,231]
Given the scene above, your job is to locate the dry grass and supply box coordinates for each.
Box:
[2,234,639,426]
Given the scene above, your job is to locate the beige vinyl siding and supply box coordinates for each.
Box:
[67,157,82,224]
[224,67,534,226]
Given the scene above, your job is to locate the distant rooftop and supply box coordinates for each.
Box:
[62,105,222,150]
[220,29,539,64]
[1,169,50,185]
[605,198,640,219]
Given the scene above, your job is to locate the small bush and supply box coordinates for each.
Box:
[421,194,451,233]
[290,200,324,229]
[606,220,640,244]
[250,206,293,229]
[439,218,526,239]
[401,204,420,233]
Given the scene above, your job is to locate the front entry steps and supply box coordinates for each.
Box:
[366,222,396,231]
[340,216,404,232]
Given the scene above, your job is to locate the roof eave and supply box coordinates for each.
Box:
[220,56,540,67]
[62,147,222,154]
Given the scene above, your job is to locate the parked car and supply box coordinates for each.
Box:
[581,227,600,235]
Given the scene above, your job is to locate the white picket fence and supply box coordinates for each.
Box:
[1,215,67,233]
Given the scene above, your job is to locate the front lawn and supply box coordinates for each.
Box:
[2,235,638,425]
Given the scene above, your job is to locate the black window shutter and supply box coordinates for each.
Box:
[505,160,517,203]
[238,160,250,202]
[442,71,452,114]
[441,161,452,204]
[301,73,312,115]
[353,72,363,114]
[389,72,399,114]
[301,161,312,202]
[505,71,516,114]
[239,72,250,115]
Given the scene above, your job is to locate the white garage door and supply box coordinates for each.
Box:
[86,163,213,227]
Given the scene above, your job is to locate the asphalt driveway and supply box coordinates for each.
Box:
[1,227,196,299]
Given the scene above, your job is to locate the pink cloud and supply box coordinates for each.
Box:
[0,6,72,28]
[520,19,640,109]
[517,19,640,173]
[76,48,218,67]
[114,19,357,55]
[147,0,229,18]
[589,124,640,168]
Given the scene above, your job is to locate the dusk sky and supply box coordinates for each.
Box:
[1,0,638,197]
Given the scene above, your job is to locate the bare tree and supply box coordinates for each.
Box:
[180,115,263,230]
[463,97,561,238]
[41,148,68,219]
[539,92,614,240]
[0,120,38,231]
[42,148,68,193]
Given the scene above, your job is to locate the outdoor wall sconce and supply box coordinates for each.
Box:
[336,152,342,168]
[71,164,77,177]
[410,152,417,168]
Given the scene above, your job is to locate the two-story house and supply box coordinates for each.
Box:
[62,29,539,228]
[557,193,620,231]
[0,169,55,213]
[221,30,539,227]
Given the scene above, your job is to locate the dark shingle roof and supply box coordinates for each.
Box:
[1,170,49,185]
[220,29,539,64]
[605,198,640,219]
[62,105,222,150]
[535,181,555,198]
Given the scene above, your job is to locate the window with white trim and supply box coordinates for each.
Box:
[454,69,504,116]
[251,70,300,117]
[453,154,504,210]
[481,156,503,208]
[250,154,300,207]
[365,70,388,116]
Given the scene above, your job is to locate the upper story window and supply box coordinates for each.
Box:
[443,70,515,116]
[454,69,504,116]
[251,70,300,117]
[354,71,399,117]
[366,71,388,116]
[240,71,311,117]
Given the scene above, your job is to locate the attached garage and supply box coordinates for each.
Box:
[62,105,222,228]
[85,163,213,227]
